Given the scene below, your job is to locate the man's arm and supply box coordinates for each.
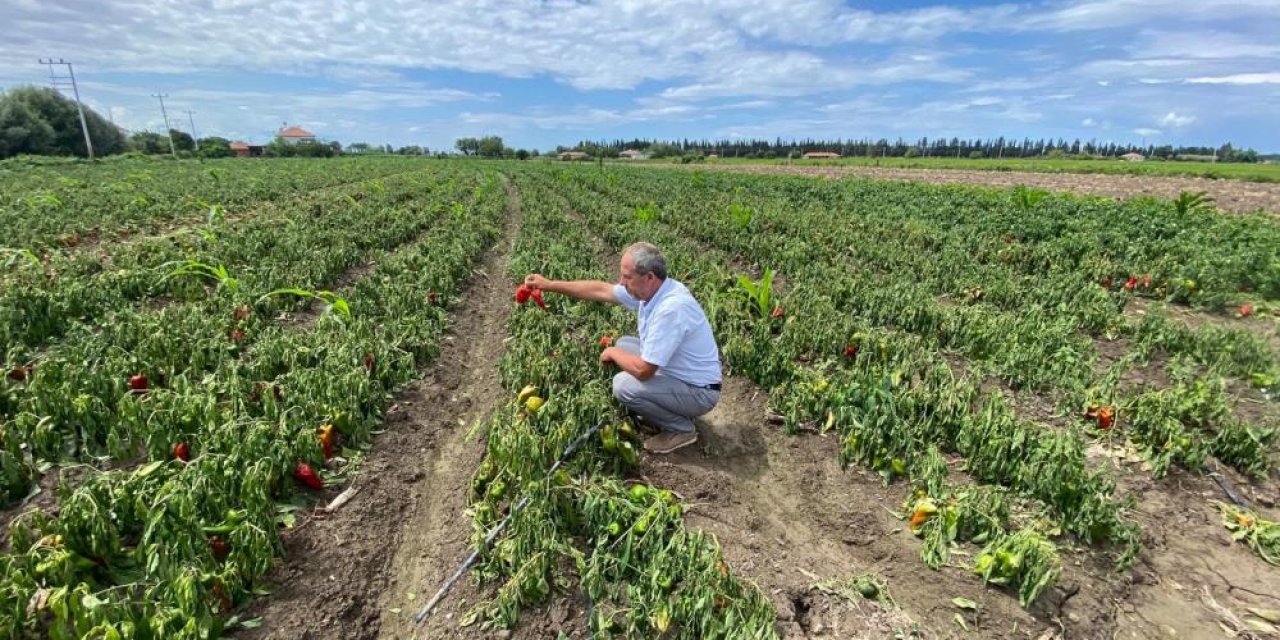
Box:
[524,274,618,304]
[601,347,659,381]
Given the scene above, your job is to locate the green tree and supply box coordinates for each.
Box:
[455,137,480,155]
[0,97,56,157]
[477,135,504,158]
[196,137,233,158]
[169,128,195,152]
[129,131,170,155]
[0,85,127,159]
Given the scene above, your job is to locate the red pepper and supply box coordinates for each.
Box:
[1239,304,1254,317]
[1141,274,1152,288]
[232,305,252,321]
[173,442,190,462]
[293,462,324,490]
[771,305,784,319]
[514,284,532,304]
[128,374,149,393]
[7,366,29,382]
[363,353,375,372]
[318,424,338,459]
[530,288,547,310]
[1124,276,1137,292]
[599,335,613,347]
[209,535,229,561]
[1097,406,1115,430]
[212,580,232,613]
[428,291,438,305]
[230,328,245,343]
[844,344,858,359]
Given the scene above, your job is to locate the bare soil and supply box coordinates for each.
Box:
[670,164,1280,215]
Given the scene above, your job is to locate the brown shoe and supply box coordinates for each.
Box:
[644,431,698,454]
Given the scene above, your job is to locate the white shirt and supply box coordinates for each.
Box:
[613,278,722,387]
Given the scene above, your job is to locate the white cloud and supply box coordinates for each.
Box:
[1159,112,1195,127]
[658,52,970,100]
[717,100,777,110]
[1133,127,1162,136]
[1129,30,1280,60]
[1186,72,1280,84]
[1017,0,1280,32]
[455,104,711,132]
[1082,117,1096,126]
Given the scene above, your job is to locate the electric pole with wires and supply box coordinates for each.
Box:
[151,93,178,157]
[38,58,95,159]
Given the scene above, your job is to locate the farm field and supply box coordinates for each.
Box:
[700,157,1280,184]
[653,162,1280,216]
[1,158,1278,640]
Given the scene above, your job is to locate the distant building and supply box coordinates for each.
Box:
[559,151,590,161]
[276,125,317,144]
[1120,152,1145,162]
[229,141,265,158]
[802,151,841,159]
[619,149,648,160]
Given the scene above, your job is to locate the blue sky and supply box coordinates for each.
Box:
[3,0,1278,152]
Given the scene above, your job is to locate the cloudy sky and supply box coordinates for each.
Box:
[3,0,1278,152]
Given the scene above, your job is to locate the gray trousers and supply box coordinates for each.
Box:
[611,336,720,434]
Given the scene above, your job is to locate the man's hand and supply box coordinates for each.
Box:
[524,274,551,290]
[600,347,658,380]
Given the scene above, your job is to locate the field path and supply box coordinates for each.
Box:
[662,163,1280,215]
[235,179,522,640]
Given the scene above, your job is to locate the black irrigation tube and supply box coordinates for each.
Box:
[411,419,608,625]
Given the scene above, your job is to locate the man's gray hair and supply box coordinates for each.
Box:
[624,242,667,280]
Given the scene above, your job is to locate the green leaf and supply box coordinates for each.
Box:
[952,597,978,610]
[136,460,165,477]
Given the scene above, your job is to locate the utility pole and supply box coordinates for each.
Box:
[39,58,95,159]
[151,93,178,157]
[185,110,198,145]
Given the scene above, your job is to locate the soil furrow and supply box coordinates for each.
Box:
[234,178,521,640]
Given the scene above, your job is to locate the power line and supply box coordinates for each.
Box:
[150,93,178,157]
[185,109,198,144]
[38,58,94,159]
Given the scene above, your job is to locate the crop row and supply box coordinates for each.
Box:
[449,171,777,638]
[573,167,1278,481]
[1,167,478,356]
[0,157,430,251]
[0,168,506,638]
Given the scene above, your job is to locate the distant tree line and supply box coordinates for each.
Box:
[570,137,1264,163]
[0,84,415,161]
[454,136,537,160]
